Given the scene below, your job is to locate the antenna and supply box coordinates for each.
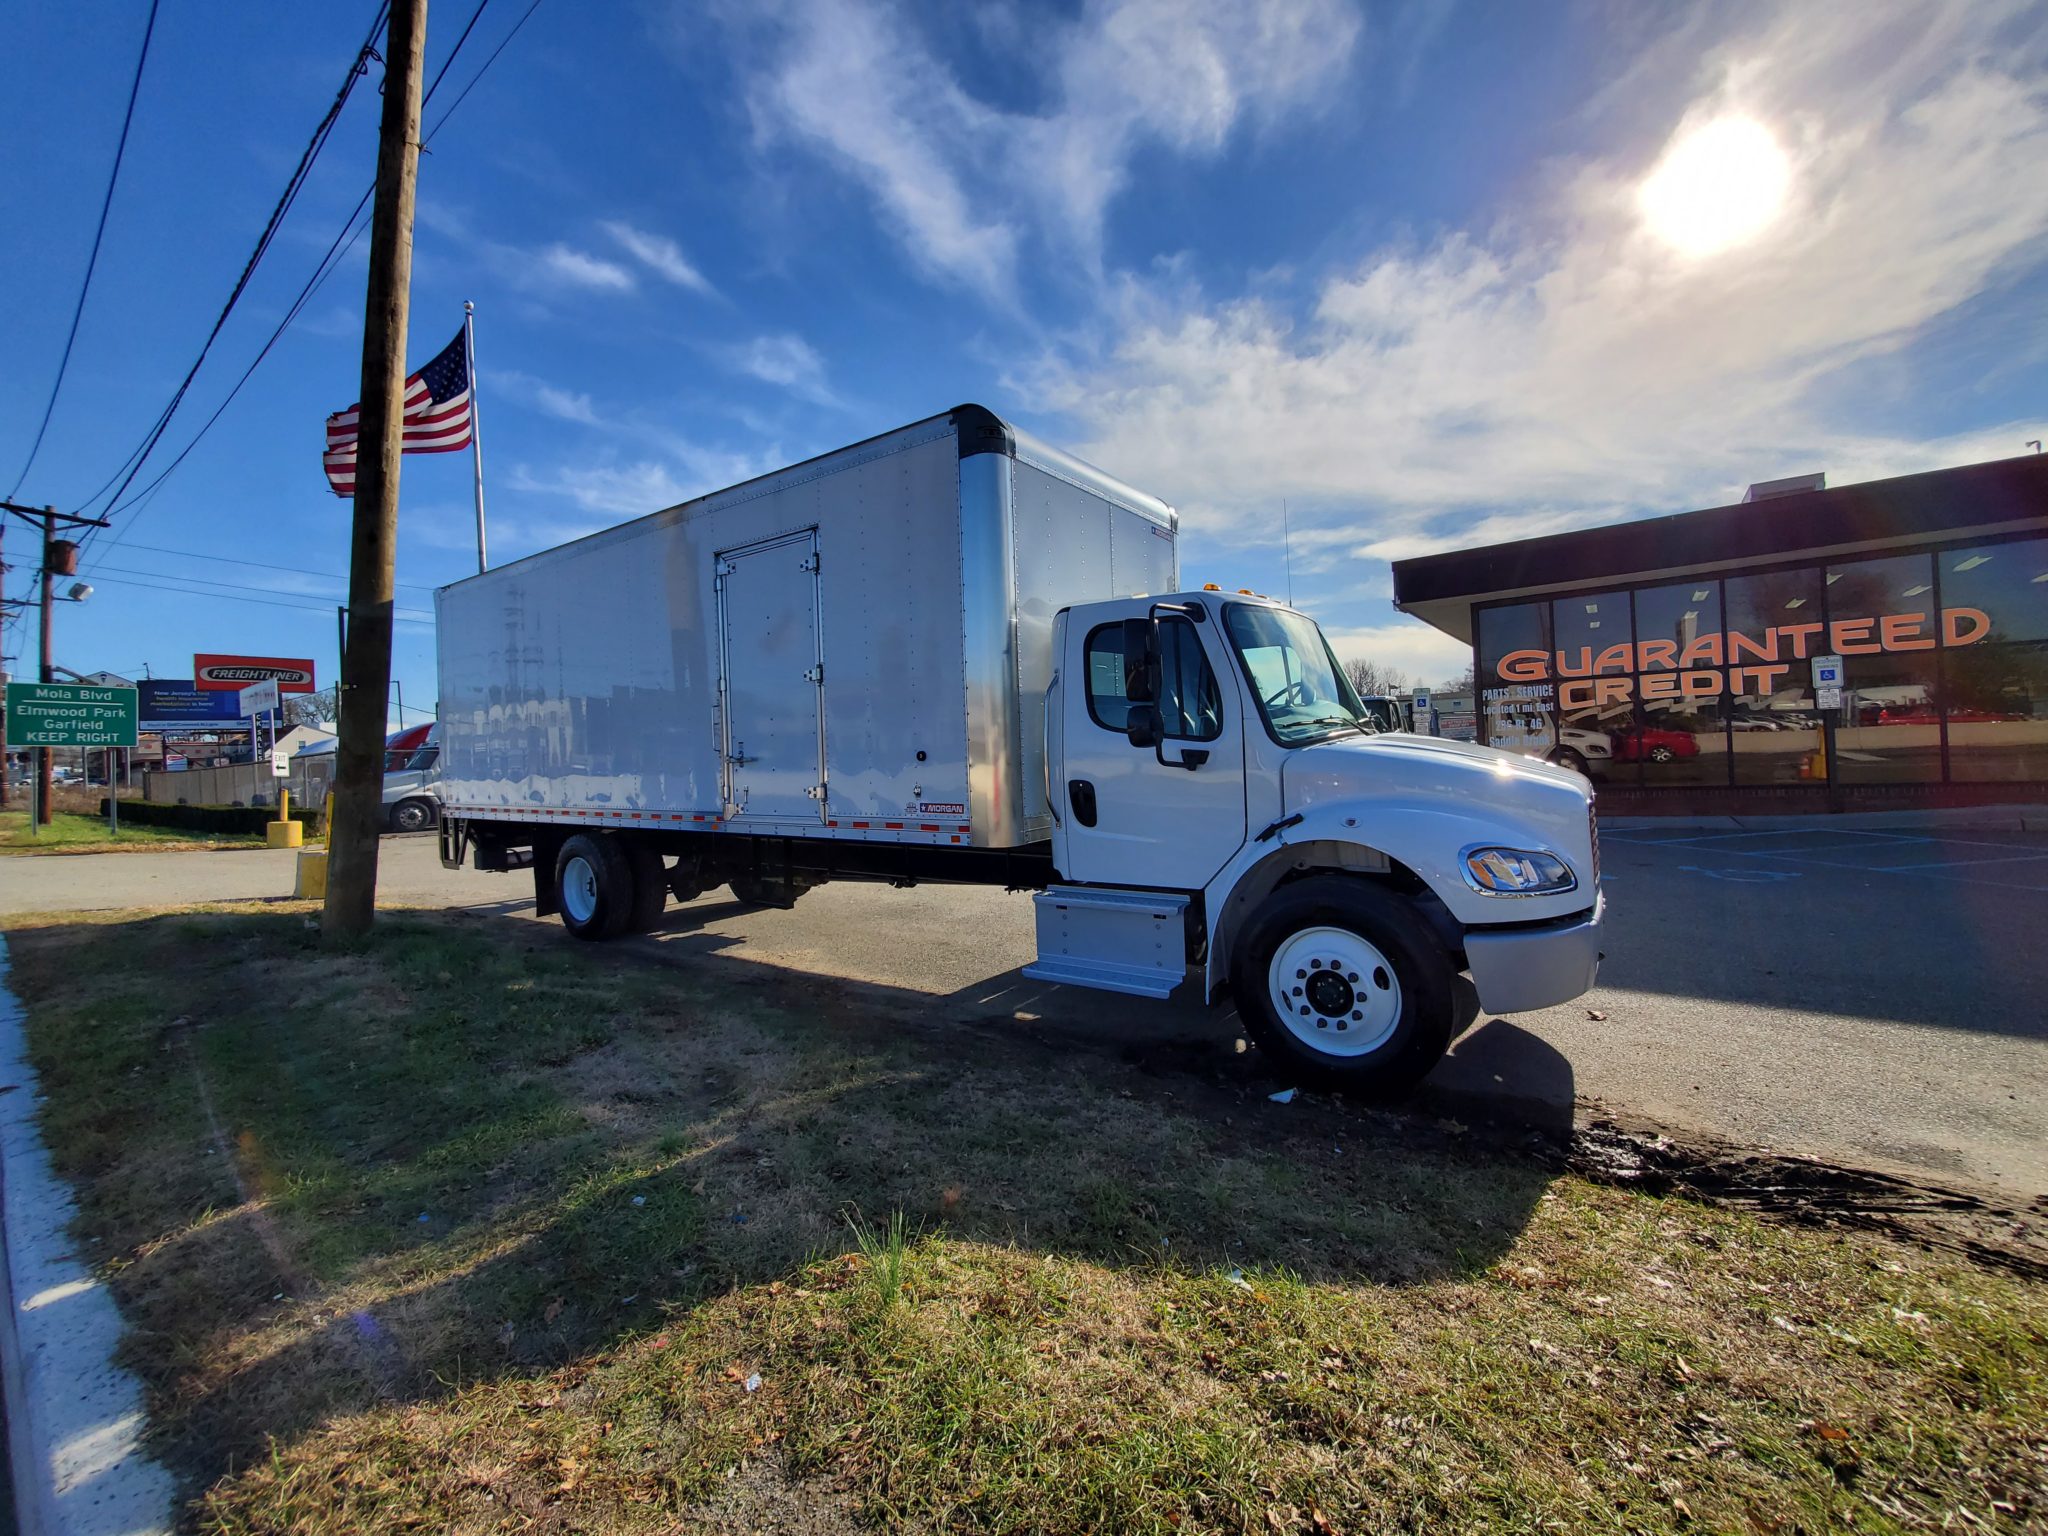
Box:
[1281,498,1294,606]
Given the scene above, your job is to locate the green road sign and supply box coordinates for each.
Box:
[5,682,139,748]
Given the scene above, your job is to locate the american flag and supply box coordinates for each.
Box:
[323,328,473,497]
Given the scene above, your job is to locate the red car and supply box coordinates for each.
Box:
[1611,726,1701,764]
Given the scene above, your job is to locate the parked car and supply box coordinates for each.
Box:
[1612,726,1702,763]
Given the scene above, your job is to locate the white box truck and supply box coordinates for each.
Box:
[436,406,1603,1091]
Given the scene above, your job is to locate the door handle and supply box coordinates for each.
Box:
[1067,779,1098,828]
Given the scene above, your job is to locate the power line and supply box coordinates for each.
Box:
[75,1,393,524]
[8,0,162,499]
[83,0,539,555]
[88,570,433,621]
[104,539,439,592]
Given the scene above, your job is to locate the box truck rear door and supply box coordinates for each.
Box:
[717,530,826,820]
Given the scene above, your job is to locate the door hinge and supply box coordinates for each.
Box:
[805,783,827,801]
[803,664,824,684]
[800,551,820,573]
[716,559,737,577]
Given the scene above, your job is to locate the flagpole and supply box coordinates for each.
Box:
[464,299,488,573]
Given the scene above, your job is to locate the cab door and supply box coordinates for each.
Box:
[1055,602,1248,889]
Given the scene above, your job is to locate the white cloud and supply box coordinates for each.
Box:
[602,220,718,296]
[507,438,785,520]
[1033,3,2048,568]
[1320,621,1474,688]
[725,333,838,405]
[531,244,637,292]
[732,0,1358,298]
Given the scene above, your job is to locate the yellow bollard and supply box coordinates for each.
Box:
[294,848,329,898]
[267,787,303,849]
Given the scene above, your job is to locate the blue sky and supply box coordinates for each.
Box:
[5,0,2047,713]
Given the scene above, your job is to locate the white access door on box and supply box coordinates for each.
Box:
[718,530,825,820]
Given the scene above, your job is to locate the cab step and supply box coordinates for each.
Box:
[1022,885,1189,999]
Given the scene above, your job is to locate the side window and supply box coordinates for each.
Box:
[1086,620,1223,740]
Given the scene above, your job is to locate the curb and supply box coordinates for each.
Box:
[0,937,175,1536]
[1600,803,2048,833]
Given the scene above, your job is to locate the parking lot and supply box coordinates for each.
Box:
[3,821,2044,1194]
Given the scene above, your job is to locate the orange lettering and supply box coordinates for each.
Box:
[1681,669,1723,698]
[1636,638,1678,670]
[1879,612,1933,651]
[1830,618,1880,655]
[1942,607,1991,646]
[1559,679,1596,708]
[1639,672,1680,700]
[1555,647,1595,677]
[1740,664,1790,697]
[1678,633,1725,668]
[1728,628,1779,663]
[1592,643,1635,675]
[1499,649,1549,681]
[1595,677,1632,704]
[1777,622,1824,658]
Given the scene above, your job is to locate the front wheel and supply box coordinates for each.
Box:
[389,797,436,833]
[1234,876,1453,1096]
[1549,747,1589,776]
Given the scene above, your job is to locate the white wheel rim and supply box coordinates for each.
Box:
[562,855,600,924]
[1268,925,1402,1057]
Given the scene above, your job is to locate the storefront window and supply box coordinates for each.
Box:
[1552,593,1631,674]
[1638,696,1729,786]
[1824,556,1940,783]
[1632,580,1722,671]
[1939,536,2048,645]
[1945,641,2048,782]
[1478,603,1558,760]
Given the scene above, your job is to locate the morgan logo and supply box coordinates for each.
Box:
[193,653,317,693]
[915,801,966,817]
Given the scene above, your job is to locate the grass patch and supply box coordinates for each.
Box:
[3,907,2042,1534]
[0,809,266,854]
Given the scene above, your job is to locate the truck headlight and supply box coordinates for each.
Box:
[1460,846,1578,896]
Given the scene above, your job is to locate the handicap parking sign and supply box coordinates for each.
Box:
[1811,655,1843,688]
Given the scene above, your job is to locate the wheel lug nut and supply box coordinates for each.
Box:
[1346,972,1359,983]
[1295,969,1306,979]
[1291,986,1302,996]
[1350,1010,1362,1021]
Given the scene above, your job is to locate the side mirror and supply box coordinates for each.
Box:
[1121,617,1160,704]
[1125,703,1163,749]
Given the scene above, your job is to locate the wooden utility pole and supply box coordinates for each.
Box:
[37,507,54,825]
[324,0,427,938]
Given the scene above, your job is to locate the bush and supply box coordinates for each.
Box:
[98,800,315,835]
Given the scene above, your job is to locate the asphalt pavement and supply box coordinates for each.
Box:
[1,824,2043,1195]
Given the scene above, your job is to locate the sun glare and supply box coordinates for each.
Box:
[1639,116,1791,258]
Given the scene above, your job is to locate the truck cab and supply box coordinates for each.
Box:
[1033,587,1602,1093]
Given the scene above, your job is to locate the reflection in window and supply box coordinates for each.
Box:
[1834,652,1941,784]
[1941,536,2048,645]
[1552,593,1631,672]
[1633,579,1722,670]
[1638,697,1728,785]
[1477,602,1551,689]
[1085,621,1222,740]
[1945,640,2048,782]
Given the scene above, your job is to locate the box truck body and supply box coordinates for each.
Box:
[437,406,1173,848]
[437,405,1605,1094]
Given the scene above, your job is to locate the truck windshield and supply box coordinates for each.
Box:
[1223,604,1371,745]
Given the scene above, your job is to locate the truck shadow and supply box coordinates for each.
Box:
[4,908,1574,1499]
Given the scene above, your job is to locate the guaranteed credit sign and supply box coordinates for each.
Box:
[5,682,139,747]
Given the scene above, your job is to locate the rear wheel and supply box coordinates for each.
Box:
[1549,747,1589,776]
[1234,876,1453,1096]
[622,844,669,933]
[555,833,634,941]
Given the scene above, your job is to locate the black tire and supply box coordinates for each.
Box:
[389,797,436,834]
[1233,875,1453,1097]
[1549,747,1589,776]
[622,844,669,933]
[554,833,634,941]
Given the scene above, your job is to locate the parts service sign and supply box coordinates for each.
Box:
[193,654,317,694]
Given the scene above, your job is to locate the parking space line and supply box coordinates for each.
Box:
[1872,852,2048,872]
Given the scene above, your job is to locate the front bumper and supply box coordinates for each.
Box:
[1462,892,1604,1015]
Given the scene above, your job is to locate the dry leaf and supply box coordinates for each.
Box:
[1588,1008,1609,1021]
[1813,1423,1849,1442]
[543,1297,564,1325]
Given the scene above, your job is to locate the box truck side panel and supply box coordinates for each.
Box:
[1007,457,1179,837]
[809,428,969,826]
